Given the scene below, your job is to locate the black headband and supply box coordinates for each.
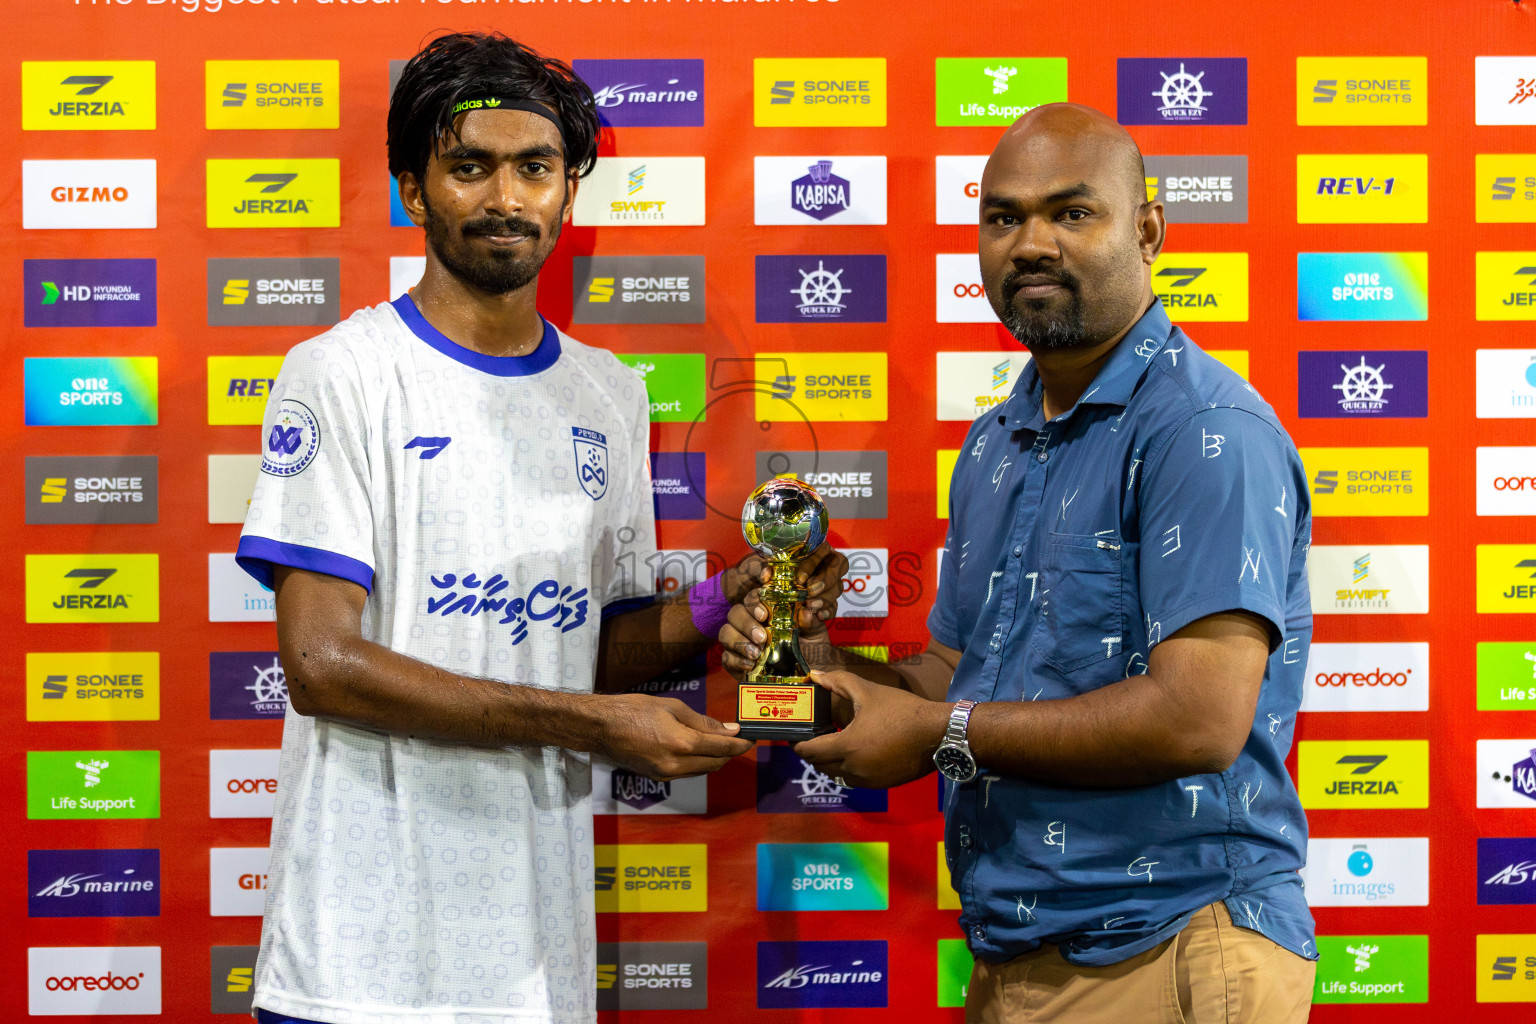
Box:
[451,95,562,132]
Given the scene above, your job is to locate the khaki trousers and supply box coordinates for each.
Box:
[965,902,1316,1024]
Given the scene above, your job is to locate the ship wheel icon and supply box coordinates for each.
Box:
[792,260,850,313]
[247,655,290,706]
[1153,63,1212,111]
[1333,356,1392,407]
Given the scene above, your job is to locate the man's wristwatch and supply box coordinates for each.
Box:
[932,700,980,783]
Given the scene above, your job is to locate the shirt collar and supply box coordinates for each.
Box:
[391,294,561,377]
[997,299,1175,431]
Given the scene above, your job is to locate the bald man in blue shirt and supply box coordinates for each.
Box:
[723,104,1317,1023]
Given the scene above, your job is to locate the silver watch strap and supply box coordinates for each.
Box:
[946,700,977,745]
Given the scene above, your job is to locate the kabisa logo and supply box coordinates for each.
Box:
[594,844,708,913]
[1297,57,1425,126]
[206,159,340,228]
[757,155,887,225]
[26,750,161,820]
[757,842,889,911]
[1297,740,1429,809]
[208,258,340,327]
[594,942,708,1011]
[205,60,339,130]
[1476,545,1536,613]
[1149,252,1249,321]
[1477,642,1536,711]
[757,940,888,1009]
[27,947,162,1015]
[1476,252,1536,320]
[1297,154,1428,224]
[208,750,280,819]
[209,355,285,426]
[22,61,156,130]
[1307,545,1429,615]
[1480,742,1536,808]
[1297,350,1428,419]
[792,160,851,220]
[572,59,704,127]
[22,159,157,230]
[24,258,156,329]
[1476,349,1536,418]
[425,569,590,645]
[29,849,160,918]
[210,946,260,1013]
[25,456,158,526]
[1313,935,1429,1004]
[1117,58,1247,125]
[592,762,706,815]
[1300,447,1428,517]
[756,745,888,813]
[260,399,320,477]
[617,778,672,818]
[755,450,889,519]
[1301,838,1429,907]
[572,156,706,226]
[209,652,289,720]
[1479,839,1536,905]
[753,58,887,127]
[25,554,160,625]
[755,352,888,423]
[1142,155,1250,224]
[755,255,887,323]
[1297,252,1429,322]
[651,452,707,521]
[1477,57,1536,125]
[1299,642,1430,714]
[26,651,160,723]
[209,848,271,916]
[934,57,1068,126]
[571,256,705,325]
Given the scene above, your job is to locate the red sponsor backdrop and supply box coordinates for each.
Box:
[5,0,1536,1020]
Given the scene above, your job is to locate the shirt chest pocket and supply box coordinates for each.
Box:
[1032,534,1124,674]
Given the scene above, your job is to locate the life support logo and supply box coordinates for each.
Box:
[261,399,319,478]
[573,427,609,501]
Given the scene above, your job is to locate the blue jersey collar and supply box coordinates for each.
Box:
[391,294,561,377]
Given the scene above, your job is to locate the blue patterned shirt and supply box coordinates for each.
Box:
[929,300,1317,967]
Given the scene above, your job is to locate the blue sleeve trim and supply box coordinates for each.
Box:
[236,535,374,594]
[601,593,657,621]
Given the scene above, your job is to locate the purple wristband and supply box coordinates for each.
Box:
[689,570,732,639]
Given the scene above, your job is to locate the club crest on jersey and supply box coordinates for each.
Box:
[572,426,608,500]
[261,399,321,477]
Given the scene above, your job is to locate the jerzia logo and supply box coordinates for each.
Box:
[1149,252,1248,321]
[206,159,339,227]
[23,61,156,130]
[1298,740,1428,808]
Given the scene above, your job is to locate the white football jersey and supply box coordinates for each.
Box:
[236,296,657,1024]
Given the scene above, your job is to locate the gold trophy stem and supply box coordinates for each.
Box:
[746,559,809,684]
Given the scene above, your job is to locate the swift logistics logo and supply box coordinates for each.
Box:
[1300,447,1428,517]
[25,554,160,624]
[1312,935,1428,1004]
[591,762,707,815]
[1297,350,1428,419]
[1117,58,1247,125]
[210,946,259,1014]
[22,61,156,130]
[1478,839,1536,905]
[1475,155,1536,223]
[1476,349,1536,418]
[209,848,271,916]
[595,942,707,1012]
[1149,252,1249,321]
[25,455,158,526]
[755,255,887,323]
[1143,155,1249,223]
[207,355,285,425]
[1297,740,1429,809]
[754,156,888,224]
[206,159,340,227]
[209,652,289,720]
[27,946,162,1016]
[572,255,705,324]
[23,159,157,229]
[935,351,1032,421]
[1476,252,1536,319]
[1297,57,1426,125]
[615,353,706,422]
[24,259,156,328]
[572,157,706,226]
[1299,642,1430,713]
[757,843,889,911]
[209,749,281,818]
[205,60,339,129]
[1476,545,1536,613]
[572,59,703,126]
[1297,252,1428,321]
[1300,838,1429,907]
[757,940,887,1009]
[754,450,889,519]
[1478,934,1536,1002]
[757,746,888,813]
[208,257,340,326]
[594,844,708,913]
[1478,447,1536,516]
[1477,643,1536,711]
[26,651,160,722]
[753,58,886,126]
[650,452,706,520]
[754,352,888,422]
[935,58,1067,126]
[1297,154,1428,223]
[1476,57,1536,125]
[1307,545,1429,614]
[26,750,161,820]
[29,849,160,918]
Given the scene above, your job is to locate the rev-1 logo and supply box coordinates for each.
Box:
[1317,176,1396,196]
[426,571,589,644]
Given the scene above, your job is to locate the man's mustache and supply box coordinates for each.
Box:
[1002,264,1078,302]
[462,216,543,240]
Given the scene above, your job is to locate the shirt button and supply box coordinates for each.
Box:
[989,638,1001,652]
[959,834,973,850]
[1012,545,1022,558]
[972,925,987,943]
[1036,451,1048,464]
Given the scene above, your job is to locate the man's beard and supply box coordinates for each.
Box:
[423,195,559,295]
[995,266,1088,351]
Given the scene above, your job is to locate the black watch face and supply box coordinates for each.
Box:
[934,745,976,782]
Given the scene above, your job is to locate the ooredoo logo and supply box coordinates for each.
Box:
[28,946,161,1014]
[1301,643,1429,713]
[936,253,999,323]
[208,749,280,818]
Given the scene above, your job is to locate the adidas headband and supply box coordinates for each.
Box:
[450,95,563,131]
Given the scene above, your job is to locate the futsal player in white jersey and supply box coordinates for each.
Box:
[235,33,845,1024]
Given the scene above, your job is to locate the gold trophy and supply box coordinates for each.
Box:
[736,477,833,742]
